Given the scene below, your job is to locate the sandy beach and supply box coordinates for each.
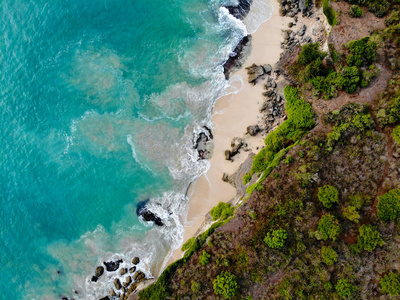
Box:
[168,0,290,264]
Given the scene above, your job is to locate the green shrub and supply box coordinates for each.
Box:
[349,5,363,17]
[346,37,377,67]
[345,0,389,17]
[317,214,341,241]
[213,271,238,299]
[392,126,400,145]
[323,0,337,26]
[181,237,195,251]
[321,246,338,265]
[386,11,400,26]
[342,205,360,223]
[298,43,327,66]
[377,189,400,221]
[348,193,370,209]
[264,229,288,249]
[210,202,234,221]
[356,224,385,252]
[335,278,357,298]
[199,250,211,265]
[380,272,400,296]
[191,281,201,293]
[318,185,339,208]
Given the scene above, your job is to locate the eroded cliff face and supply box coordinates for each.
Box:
[138,1,400,299]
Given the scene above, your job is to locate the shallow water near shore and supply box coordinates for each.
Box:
[0,0,272,298]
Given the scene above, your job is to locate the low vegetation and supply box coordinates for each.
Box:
[349,5,363,17]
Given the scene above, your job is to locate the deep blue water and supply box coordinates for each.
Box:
[0,0,271,298]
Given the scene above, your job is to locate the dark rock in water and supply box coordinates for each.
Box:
[133,271,146,281]
[194,126,213,160]
[224,0,252,20]
[129,266,136,273]
[120,268,128,276]
[136,201,163,226]
[91,276,98,282]
[99,297,110,300]
[114,278,122,290]
[132,257,140,265]
[223,35,252,79]
[103,259,123,272]
[95,266,104,278]
[110,289,116,297]
[247,125,260,136]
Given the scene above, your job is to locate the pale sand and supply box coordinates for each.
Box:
[166,0,291,265]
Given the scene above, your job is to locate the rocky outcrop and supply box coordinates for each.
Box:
[136,201,163,226]
[194,126,213,160]
[104,259,123,272]
[119,268,127,276]
[133,271,146,281]
[224,0,252,20]
[114,278,122,290]
[223,35,252,79]
[246,125,260,136]
[246,63,265,84]
[132,257,140,265]
[280,0,313,17]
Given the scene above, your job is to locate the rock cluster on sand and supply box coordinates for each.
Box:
[280,0,313,17]
[225,137,250,161]
[245,63,273,85]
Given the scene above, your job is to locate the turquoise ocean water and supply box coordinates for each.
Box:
[0,0,272,298]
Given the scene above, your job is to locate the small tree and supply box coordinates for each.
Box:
[377,189,400,221]
[335,279,357,298]
[357,224,385,252]
[213,271,238,299]
[264,229,288,249]
[298,43,326,66]
[210,202,234,221]
[393,126,400,145]
[380,272,400,296]
[342,205,360,223]
[349,5,363,18]
[321,246,338,266]
[199,250,211,265]
[317,214,341,241]
[318,185,339,208]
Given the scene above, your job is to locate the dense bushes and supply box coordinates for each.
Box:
[292,38,378,99]
[353,224,385,252]
[213,271,238,299]
[210,202,234,221]
[393,126,400,145]
[349,5,363,17]
[317,214,341,241]
[264,229,288,249]
[335,279,358,298]
[342,205,360,222]
[318,185,339,208]
[346,37,377,67]
[377,189,400,221]
[380,272,400,296]
[323,0,337,25]
[298,43,327,65]
[345,0,390,17]
[199,250,211,265]
[321,246,338,265]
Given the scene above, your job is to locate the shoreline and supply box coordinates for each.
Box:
[167,0,291,266]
